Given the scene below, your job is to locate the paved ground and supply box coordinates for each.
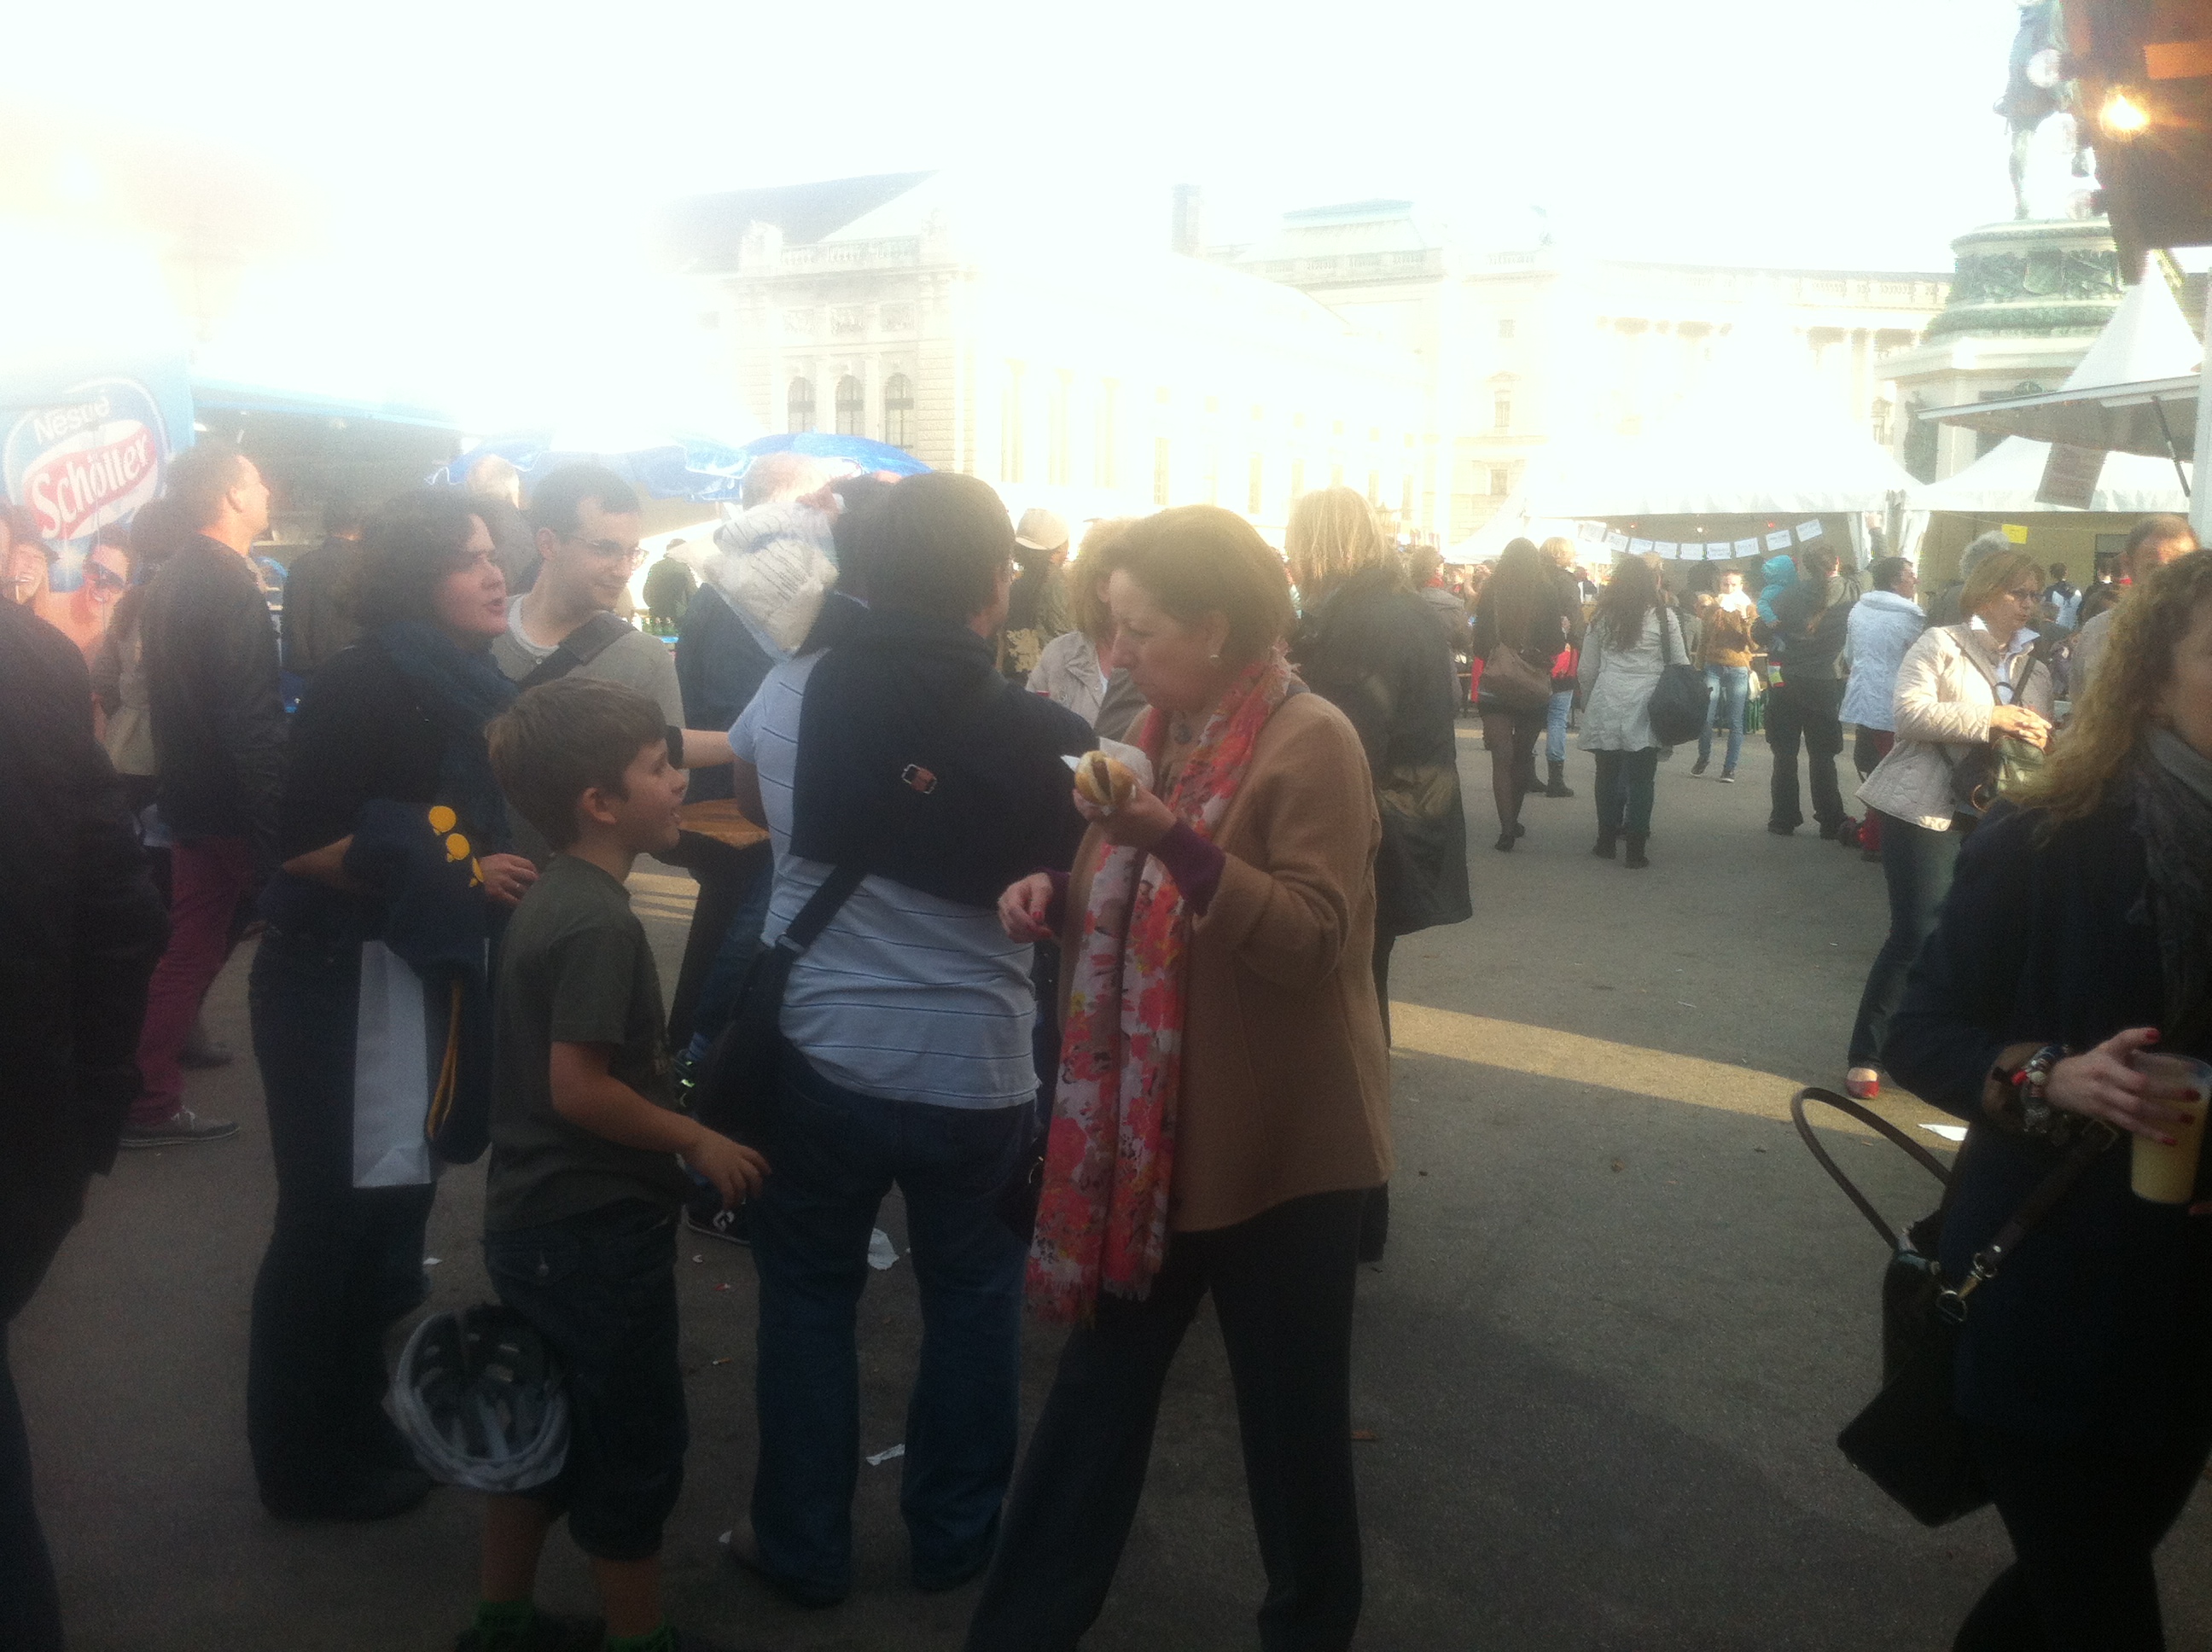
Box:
[16,732,2212,1650]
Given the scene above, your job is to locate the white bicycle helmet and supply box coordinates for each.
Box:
[394,1305,570,1493]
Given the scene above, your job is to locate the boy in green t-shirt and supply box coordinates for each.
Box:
[471,678,769,1652]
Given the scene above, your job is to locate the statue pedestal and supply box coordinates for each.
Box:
[1879,218,2124,483]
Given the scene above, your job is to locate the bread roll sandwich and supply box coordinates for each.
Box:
[1072,749,1138,813]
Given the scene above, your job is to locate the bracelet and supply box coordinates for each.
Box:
[2013,1044,2074,1142]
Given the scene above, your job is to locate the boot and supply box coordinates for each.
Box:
[1544,759,1575,799]
[1625,833,1650,870]
[1592,829,1617,859]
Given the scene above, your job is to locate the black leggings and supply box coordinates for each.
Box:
[1479,708,1542,833]
[1953,1419,2212,1651]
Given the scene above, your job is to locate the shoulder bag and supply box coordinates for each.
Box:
[1792,1086,2116,1526]
[516,610,632,692]
[1481,641,1552,714]
[1934,630,2046,818]
[689,863,865,1144]
[1646,608,1708,748]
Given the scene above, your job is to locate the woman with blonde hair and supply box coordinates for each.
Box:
[1845,547,2054,1102]
[1886,549,2212,1650]
[975,505,1389,1649]
[1286,486,1468,1260]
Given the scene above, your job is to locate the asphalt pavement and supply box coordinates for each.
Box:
[16,730,2212,1650]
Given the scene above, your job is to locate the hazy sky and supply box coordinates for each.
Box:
[21,0,2029,275]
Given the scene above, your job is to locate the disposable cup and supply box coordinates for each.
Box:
[2128,1052,2212,1204]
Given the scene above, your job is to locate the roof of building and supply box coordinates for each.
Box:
[657,171,940,270]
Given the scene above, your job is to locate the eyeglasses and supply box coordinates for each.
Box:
[562,533,644,566]
[2003,586,2042,602]
[83,562,129,591]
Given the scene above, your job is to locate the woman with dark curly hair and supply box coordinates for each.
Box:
[246,490,536,1521]
[1887,548,2212,1651]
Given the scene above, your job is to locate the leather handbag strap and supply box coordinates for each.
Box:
[1792,1087,1953,1247]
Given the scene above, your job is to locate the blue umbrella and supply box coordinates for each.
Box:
[736,433,932,477]
[428,426,755,503]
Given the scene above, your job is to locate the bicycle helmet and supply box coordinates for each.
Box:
[393,1305,569,1493]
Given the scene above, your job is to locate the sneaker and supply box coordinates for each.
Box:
[1719,769,1737,783]
[119,1109,239,1149]
[452,1610,606,1652]
[684,1199,752,1248]
[1690,756,1708,777]
[1766,822,1796,837]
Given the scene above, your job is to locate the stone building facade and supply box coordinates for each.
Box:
[664,176,1952,544]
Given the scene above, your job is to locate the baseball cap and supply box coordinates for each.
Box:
[1014,507,1070,552]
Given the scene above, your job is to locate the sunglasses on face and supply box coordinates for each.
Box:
[84,562,128,590]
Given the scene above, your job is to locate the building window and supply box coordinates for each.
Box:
[1401,474,1416,520]
[1493,393,1512,433]
[787,377,815,433]
[882,373,915,449]
[881,303,917,333]
[1249,454,1265,515]
[835,375,864,436]
[1367,470,1381,503]
[1498,317,1516,340]
[1153,439,1172,506]
[1869,397,1892,445]
[1487,464,1511,497]
[830,306,864,340]
[1289,458,1305,499]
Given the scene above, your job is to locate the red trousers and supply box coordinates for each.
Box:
[131,837,254,1126]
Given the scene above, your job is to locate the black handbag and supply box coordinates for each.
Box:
[1792,1087,2116,1527]
[690,863,864,1143]
[1646,608,1708,748]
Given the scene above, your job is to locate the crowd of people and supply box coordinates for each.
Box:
[4,433,2210,1652]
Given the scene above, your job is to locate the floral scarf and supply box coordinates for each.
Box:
[1027,649,1295,1323]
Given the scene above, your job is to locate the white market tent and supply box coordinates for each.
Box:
[1458,312,1922,561]
[1915,276,2200,515]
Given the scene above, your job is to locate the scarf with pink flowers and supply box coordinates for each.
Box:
[1027,649,1295,1322]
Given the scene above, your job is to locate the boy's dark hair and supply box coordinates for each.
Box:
[488,678,667,851]
[2047,561,2068,580]
[1799,544,1841,576]
[1870,556,1913,592]
[527,462,640,538]
[854,471,1011,624]
[352,490,484,630]
[164,439,248,531]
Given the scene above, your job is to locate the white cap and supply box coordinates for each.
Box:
[1014,507,1070,552]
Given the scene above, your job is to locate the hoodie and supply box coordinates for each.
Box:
[1755,554,1798,629]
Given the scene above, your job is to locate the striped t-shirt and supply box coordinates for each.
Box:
[730,652,1038,1109]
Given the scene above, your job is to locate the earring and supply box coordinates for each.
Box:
[1208,650,1220,662]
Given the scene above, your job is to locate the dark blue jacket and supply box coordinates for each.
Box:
[673,585,774,803]
[1886,799,2212,1445]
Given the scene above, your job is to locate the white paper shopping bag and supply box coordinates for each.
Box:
[353,940,436,1188]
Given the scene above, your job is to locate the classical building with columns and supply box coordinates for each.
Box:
[661,176,1952,544]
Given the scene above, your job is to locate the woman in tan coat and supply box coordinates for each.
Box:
[969,506,1389,1652]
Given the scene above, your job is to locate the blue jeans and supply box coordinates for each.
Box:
[749,1047,1032,1601]
[1699,665,1749,771]
[1847,811,1963,1068]
[1545,687,1574,765]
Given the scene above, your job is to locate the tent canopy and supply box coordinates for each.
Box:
[1917,277,2200,515]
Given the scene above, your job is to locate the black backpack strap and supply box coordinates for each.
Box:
[777,862,866,957]
[517,611,633,692]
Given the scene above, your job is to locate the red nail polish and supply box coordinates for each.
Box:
[2148,1031,2163,1044]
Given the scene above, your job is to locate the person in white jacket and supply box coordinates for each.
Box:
[1578,556,1683,870]
[1842,548,2053,1101]
[1838,556,1927,861]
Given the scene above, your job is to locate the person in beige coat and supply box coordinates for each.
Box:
[1843,548,2054,1101]
[972,505,1388,1652]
